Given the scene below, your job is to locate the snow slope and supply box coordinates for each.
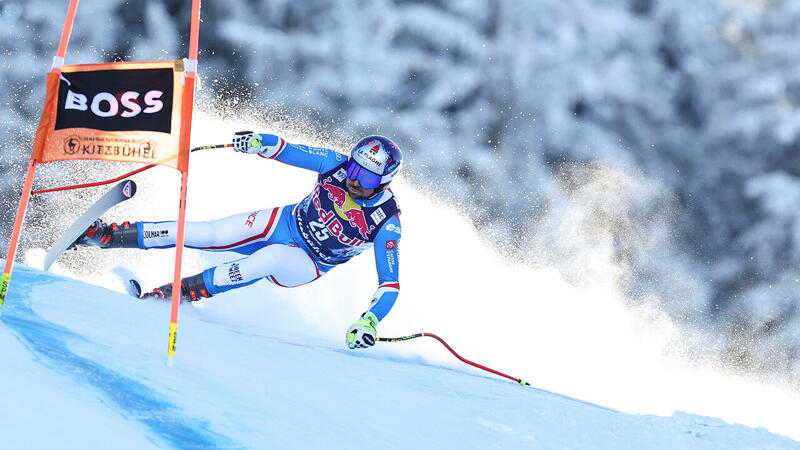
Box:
[0,263,796,449]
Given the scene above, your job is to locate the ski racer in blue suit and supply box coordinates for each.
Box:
[77,133,404,349]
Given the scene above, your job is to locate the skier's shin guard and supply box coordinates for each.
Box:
[107,222,139,248]
[143,272,212,303]
[181,272,212,302]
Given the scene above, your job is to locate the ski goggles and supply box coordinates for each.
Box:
[345,158,382,189]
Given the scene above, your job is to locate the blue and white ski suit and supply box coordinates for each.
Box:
[133,134,402,321]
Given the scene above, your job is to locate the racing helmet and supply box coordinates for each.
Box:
[345,135,402,190]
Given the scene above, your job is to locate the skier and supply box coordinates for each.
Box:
[74,132,403,349]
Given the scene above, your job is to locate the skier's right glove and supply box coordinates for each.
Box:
[346,311,378,349]
[232,131,263,154]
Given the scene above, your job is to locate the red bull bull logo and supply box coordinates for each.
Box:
[319,177,375,240]
[343,208,374,240]
[320,179,347,207]
[307,183,366,248]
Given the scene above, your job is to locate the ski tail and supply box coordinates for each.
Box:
[127,279,142,298]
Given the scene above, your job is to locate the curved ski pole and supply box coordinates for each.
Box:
[31,143,232,195]
[378,332,530,386]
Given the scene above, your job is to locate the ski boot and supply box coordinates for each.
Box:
[136,273,212,303]
[73,219,138,249]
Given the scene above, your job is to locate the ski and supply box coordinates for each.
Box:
[44,180,137,271]
[126,279,142,298]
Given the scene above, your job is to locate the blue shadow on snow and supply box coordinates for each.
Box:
[1,265,239,449]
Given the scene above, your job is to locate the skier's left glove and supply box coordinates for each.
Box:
[232,131,263,154]
[346,311,378,349]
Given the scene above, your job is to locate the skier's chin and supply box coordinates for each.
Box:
[347,188,373,199]
[346,181,375,199]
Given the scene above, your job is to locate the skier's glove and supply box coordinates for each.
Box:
[346,311,378,349]
[232,131,263,154]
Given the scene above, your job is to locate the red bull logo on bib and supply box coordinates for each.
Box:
[294,161,400,265]
[319,177,375,240]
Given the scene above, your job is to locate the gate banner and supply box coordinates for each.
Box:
[33,60,186,169]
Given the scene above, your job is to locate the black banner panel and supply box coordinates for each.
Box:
[54,68,174,133]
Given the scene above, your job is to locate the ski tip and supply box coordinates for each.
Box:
[122,180,137,198]
[127,279,142,298]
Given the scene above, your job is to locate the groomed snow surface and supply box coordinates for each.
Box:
[0,263,796,449]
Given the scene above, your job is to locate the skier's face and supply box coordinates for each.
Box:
[346,178,376,199]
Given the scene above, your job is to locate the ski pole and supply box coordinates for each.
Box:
[378,332,530,386]
[31,143,232,195]
[189,143,233,152]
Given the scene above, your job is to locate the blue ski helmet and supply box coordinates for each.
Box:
[346,135,402,189]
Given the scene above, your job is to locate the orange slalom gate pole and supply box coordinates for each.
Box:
[166,0,202,359]
[167,170,190,358]
[55,0,80,60]
[188,0,201,61]
[1,0,80,316]
[0,159,38,315]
